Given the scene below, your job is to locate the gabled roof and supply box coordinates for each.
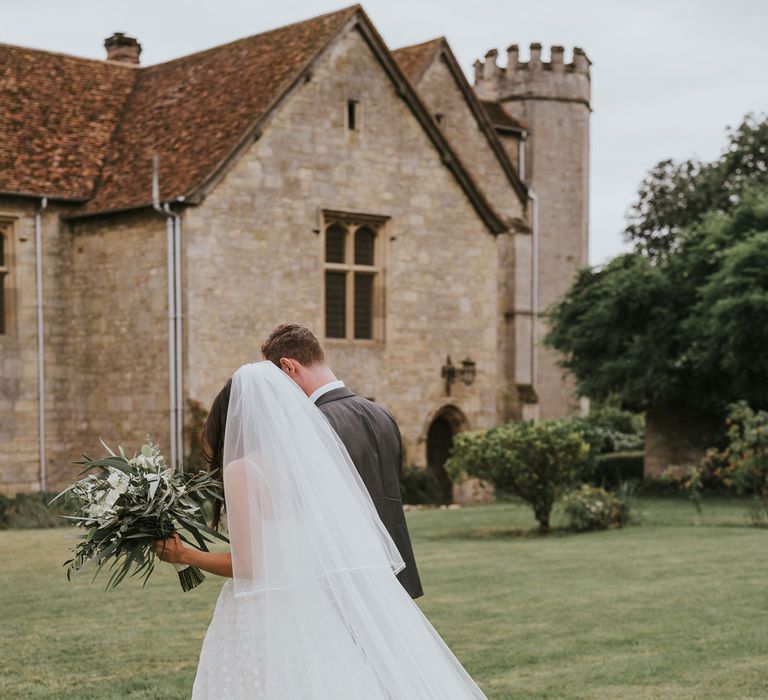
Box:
[481,99,527,132]
[1,6,508,233]
[393,37,527,204]
[80,6,359,215]
[391,38,442,84]
[0,43,137,200]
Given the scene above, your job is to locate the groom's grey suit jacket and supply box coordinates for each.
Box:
[315,387,423,599]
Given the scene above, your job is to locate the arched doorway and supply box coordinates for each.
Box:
[426,406,468,504]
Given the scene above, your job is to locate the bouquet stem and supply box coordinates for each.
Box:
[173,562,205,591]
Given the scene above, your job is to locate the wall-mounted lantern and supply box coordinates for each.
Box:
[441,355,476,396]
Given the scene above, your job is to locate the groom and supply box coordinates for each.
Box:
[261,323,423,599]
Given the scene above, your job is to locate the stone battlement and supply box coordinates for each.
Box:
[473,43,591,107]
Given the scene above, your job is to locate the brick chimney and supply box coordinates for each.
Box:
[104,33,142,65]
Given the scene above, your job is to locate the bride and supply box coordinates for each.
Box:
[156,361,487,699]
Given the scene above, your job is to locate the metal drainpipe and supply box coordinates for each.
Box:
[171,209,183,472]
[35,197,48,491]
[152,155,178,468]
[164,215,177,468]
[528,187,540,391]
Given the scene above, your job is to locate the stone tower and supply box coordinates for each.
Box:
[474,43,591,419]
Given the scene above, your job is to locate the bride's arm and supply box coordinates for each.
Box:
[155,533,233,578]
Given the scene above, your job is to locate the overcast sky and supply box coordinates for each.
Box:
[4,0,767,264]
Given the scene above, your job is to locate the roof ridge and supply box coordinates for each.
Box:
[0,41,139,69]
[145,5,360,71]
[0,6,360,72]
[392,36,445,53]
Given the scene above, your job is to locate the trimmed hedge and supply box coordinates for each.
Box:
[0,492,70,530]
[592,451,644,488]
[400,466,440,505]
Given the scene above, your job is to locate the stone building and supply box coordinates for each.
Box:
[0,5,591,498]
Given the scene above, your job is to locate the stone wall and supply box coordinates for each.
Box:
[645,408,709,478]
[183,25,503,467]
[62,211,170,487]
[0,197,72,493]
[0,203,172,492]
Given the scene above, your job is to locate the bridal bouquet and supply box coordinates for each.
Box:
[53,439,227,591]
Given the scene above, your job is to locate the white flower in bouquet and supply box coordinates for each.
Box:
[52,438,228,591]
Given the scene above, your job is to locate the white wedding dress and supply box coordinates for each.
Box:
[192,362,487,699]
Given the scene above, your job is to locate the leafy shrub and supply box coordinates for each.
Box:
[446,420,594,532]
[0,492,71,530]
[571,407,645,454]
[400,466,440,505]
[562,484,632,531]
[593,450,644,487]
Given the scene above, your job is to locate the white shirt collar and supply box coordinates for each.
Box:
[309,380,345,404]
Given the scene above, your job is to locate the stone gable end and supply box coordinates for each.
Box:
[182,24,502,461]
[416,55,524,223]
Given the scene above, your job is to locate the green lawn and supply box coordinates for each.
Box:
[1,498,766,699]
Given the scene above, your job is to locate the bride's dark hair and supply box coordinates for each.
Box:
[201,378,232,529]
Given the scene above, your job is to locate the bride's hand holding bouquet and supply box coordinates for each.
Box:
[53,439,228,591]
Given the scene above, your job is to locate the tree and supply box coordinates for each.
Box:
[543,252,691,412]
[626,114,768,259]
[686,229,768,407]
[546,185,768,419]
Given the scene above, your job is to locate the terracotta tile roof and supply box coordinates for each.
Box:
[1,5,513,230]
[80,6,358,215]
[481,100,527,131]
[0,44,137,200]
[391,38,442,84]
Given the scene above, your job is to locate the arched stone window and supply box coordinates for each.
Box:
[323,214,386,341]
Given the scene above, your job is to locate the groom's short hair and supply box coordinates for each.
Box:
[262,323,325,367]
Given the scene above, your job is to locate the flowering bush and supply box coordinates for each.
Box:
[561,484,631,532]
[53,439,227,591]
[719,402,768,526]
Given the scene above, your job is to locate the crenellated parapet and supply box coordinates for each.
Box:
[473,43,591,108]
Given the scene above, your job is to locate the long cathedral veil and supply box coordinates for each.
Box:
[218,362,486,698]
